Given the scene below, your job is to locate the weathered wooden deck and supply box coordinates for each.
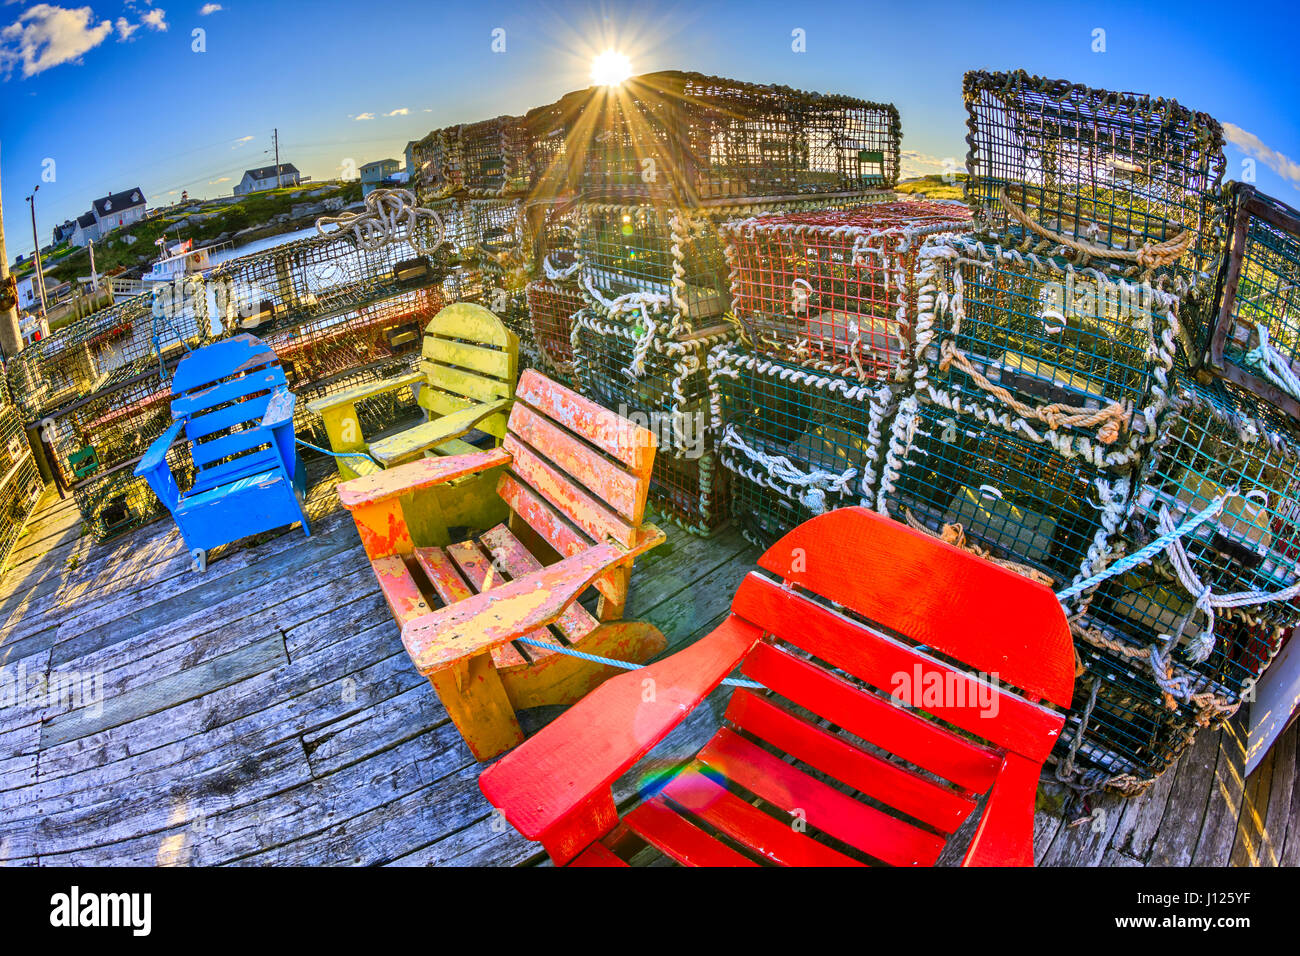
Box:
[1,464,1297,866]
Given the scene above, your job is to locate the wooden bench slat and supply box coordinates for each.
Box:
[514,369,654,473]
[506,403,645,523]
[622,797,760,867]
[425,337,514,379]
[741,641,1002,794]
[413,546,474,606]
[505,440,637,548]
[170,367,283,418]
[371,555,433,627]
[724,689,978,834]
[419,360,512,403]
[661,770,864,867]
[732,573,1064,762]
[445,540,552,668]
[479,523,599,646]
[697,728,946,867]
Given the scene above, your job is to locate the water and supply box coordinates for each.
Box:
[207,224,324,266]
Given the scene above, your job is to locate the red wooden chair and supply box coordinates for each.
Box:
[480,506,1074,866]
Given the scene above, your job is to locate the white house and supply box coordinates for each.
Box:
[15,273,45,311]
[68,211,99,248]
[91,187,147,233]
[233,164,301,196]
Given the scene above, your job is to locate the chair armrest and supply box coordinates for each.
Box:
[262,388,296,429]
[369,399,512,466]
[134,420,186,477]
[960,751,1041,867]
[305,369,424,416]
[337,446,512,509]
[402,541,631,672]
[479,614,765,864]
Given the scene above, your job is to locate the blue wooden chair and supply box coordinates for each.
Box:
[135,334,311,570]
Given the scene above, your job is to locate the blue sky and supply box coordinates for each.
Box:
[2,0,1298,259]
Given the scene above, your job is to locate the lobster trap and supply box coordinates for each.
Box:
[710,346,893,538]
[1126,378,1300,629]
[721,200,973,382]
[962,69,1226,293]
[525,279,584,382]
[457,115,531,196]
[645,449,730,535]
[913,236,1181,469]
[539,72,901,202]
[6,285,208,424]
[1204,184,1300,422]
[409,126,461,203]
[876,396,1130,589]
[0,405,43,571]
[76,439,194,541]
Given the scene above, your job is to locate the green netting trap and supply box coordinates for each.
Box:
[458,115,531,197]
[645,449,730,535]
[1126,378,1300,627]
[721,200,973,382]
[913,235,1181,469]
[0,405,43,571]
[709,345,894,545]
[962,69,1226,300]
[75,439,193,541]
[876,395,1131,590]
[536,71,900,203]
[1203,183,1300,422]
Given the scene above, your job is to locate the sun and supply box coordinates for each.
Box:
[591,49,632,86]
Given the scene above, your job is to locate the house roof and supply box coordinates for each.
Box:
[92,188,146,216]
[242,164,299,181]
[76,212,96,228]
[362,159,400,169]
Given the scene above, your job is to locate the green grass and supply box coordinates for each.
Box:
[895,174,968,202]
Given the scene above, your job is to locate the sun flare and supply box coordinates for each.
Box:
[591,49,632,86]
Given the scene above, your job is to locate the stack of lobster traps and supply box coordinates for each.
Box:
[930,68,1300,793]
[0,379,43,572]
[6,283,211,538]
[714,200,973,546]
[545,72,903,532]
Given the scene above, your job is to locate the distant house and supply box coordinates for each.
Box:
[403,141,417,176]
[53,220,76,245]
[233,164,301,196]
[360,158,403,196]
[16,274,44,312]
[92,187,147,234]
[69,212,99,248]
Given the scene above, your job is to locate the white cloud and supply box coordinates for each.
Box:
[209,176,231,184]
[231,134,254,148]
[385,107,409,117]
[353,112,374,121]
[0,4,114,78]
[1223,122,1300,191]
[114,17,139,41]
[141,7,168,31]
[898,150,960,181]
[199,3,222,14]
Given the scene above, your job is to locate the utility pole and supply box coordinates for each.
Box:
[273,128,282,188]
[0,146,25,359]
[26,185,48,314]
[88,239,99,291]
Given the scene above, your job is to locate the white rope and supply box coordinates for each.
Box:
[543,253,580,281]
[1245,324,1300,401]
[719,424,857,515]
[315,188,446,255]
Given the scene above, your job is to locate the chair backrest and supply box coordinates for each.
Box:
[169,334,288,492]
[497,370,657,556]
[731,507,1073,777]
[418,303,518,441]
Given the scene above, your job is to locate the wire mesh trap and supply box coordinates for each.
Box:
[457,115,532,197]
[0,405,43,570]
[1127,377,1300,628]
[876,396,1131,589]
[525,279,585,382]
[709,345,893,531]
[6,285,209,425]
[1203,183,1300,422]
[721,200,973,382]
[912,235,1181,469]
[536,71,901,203]
[962,69,1227,297]
[645,449,730,535]
[571,308,735,461]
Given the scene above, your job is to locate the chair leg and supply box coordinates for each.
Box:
[498,620,667,710]
[427,652,525,761]
[596,562,632,622]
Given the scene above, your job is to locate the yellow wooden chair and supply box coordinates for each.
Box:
[307,302,519,482]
